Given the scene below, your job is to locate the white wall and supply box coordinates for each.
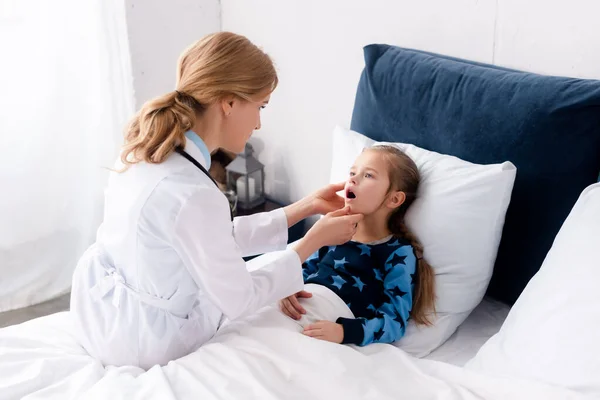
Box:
[125,0,220,108]
[221,0,600,205]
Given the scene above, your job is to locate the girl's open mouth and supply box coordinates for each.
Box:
[346,189,357,199]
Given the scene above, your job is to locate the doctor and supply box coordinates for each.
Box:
[70,32,362,369]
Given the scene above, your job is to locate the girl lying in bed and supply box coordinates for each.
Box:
[280,145,435,346]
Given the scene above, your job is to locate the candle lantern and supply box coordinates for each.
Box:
[225,143,265,210]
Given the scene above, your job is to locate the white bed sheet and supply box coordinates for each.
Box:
[0,285,588,400]
[424,297,510,366]
[248,244,511,367]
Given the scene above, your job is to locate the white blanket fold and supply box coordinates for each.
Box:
[0,287,590,399]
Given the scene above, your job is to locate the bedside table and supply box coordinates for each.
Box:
[236,198,306,245]
[235,199,281,217]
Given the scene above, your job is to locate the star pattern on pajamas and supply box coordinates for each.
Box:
[373,328,385,341]
[306,271,319,280]
[300,236,417,347]
[331,274,346,290]
[373,269,383,281]
[357,244,371,256]
[353,276,366,292]
[385,252,407,271]
[388,286,407,298]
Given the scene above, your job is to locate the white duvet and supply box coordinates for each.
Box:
[0,283,590,400]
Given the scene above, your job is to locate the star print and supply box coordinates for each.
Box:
[373,269,383,281]
[387,239,400,247]
[393,313,406,329]
[410,271,416,285]
[367,304,377,313]
[373,328,385,341]
[353,276,366,292]
[307,251,319,261]
[331,275,346,290]
[389,286,408,298]
[327,246,337,253]
[372,295,386,308]
[307,271,319,280]
[389,253,407,266]
[334,257,349,269]
[357,244,371,256]
[346,303,351,309]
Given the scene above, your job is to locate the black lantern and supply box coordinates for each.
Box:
[225,143,265,210]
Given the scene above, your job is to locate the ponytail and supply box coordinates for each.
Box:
[389,214,436,325]
[120,90,201,169]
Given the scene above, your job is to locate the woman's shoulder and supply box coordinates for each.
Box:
[135,164,226,228]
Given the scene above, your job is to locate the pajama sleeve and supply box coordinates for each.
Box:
[301,247,325,281]
[336,246,415,346]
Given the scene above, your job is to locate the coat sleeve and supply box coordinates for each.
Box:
[172,187,304,320]
[232,209,289,257]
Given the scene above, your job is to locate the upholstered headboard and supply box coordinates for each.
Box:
[350,44,600,304]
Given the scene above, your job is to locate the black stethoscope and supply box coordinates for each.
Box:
[175,146,234,221]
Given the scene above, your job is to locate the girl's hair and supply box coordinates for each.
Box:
[367,145,436,325]
[120,31,278,168]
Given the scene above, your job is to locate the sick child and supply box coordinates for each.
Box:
[280,145,435,346]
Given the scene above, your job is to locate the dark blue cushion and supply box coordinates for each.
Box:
[351,44,600,305]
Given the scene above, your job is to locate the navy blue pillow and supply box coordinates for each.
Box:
[351,44,600,305]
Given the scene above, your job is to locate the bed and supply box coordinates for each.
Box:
[424,298,509,367]
[1,44,600,400]
[0,285,568,400]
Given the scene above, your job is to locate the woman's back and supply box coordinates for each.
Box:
[71,144,223,368]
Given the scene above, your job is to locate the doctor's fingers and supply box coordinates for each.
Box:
[343,213,364,224]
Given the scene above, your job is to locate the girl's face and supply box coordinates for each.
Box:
[345,150,405,215]
[220,92,270,153]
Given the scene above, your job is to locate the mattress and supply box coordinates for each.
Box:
[424,297,510,366]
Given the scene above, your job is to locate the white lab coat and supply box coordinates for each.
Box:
[70,141,304,369]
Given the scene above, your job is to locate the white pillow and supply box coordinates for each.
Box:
[466,183,600,396]
[330,125,516,356]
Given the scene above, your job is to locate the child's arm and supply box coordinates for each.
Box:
[301,247,325,281]
[336,247,415,346]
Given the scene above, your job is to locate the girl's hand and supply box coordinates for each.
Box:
[279,290,313,320]
[310,182,346,215]
[303,321,344,344]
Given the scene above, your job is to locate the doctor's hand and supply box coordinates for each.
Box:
[280,290,313,320]
[309,181,346,215]
[308,206,363,247]
[293,206,362,262]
